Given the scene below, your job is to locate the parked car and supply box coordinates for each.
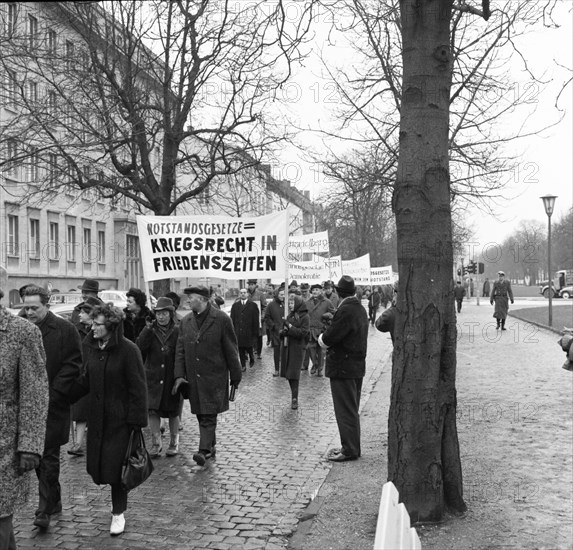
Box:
[100,290,157,309]
[559,286,573,300]
[47,303,76,322]
[48,292,83,306]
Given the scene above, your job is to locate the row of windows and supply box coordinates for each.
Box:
[6,214,106,263]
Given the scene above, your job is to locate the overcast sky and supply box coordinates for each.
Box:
[274,3,572,248]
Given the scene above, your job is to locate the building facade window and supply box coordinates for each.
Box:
[29,218,40,258]
[48,91,57,116]
[47,152,57,183]
[49,221,59,260]
[67,224,76,261]
[6,139,18,178]
[7,214,19,256]
[26,80,38,103]
[28,14,38,50]
[28,146,39,181]
[98,229,105,263]
[4,69,17,109]
[83,227,91,262]
[65,40,74,71]
[8,3,18,36]
[47,28,57,54]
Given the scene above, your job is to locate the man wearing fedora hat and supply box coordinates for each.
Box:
[490,271,514,330]
[71,279,103,329]
[318,275,368,462]
[173,286,242,466]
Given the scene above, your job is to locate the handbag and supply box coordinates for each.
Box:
[120,428,154,491]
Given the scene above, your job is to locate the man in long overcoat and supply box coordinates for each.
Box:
[247,279,267,359]
[304,284,335,376]
[230,288,260,371]
[173,286,242,466]
[22,285,82,530]
[318,276,368,462]
[490,271,514,330]
[0,292,49,549]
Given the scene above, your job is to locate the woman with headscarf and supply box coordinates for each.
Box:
[136,297,182,458]
[70,304,147,536]
[279,293,310,410]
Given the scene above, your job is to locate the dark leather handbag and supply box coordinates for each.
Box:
[120,428,154,491]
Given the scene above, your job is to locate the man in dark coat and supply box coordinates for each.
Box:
[490,271,514,330]
[318,276,368,462]
[247,279,266,359]
[482,278,491,297]
[453,280,466,313]
[230,288,260,371]
[367,287,381,325]
[22,285,82,530]
[173,286,242,467]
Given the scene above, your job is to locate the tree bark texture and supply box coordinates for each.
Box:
[389,0,467,522]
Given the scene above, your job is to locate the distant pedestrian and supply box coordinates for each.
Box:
[300,282,310,301]
[70,304,148,536]
[173,286,242,467]
[453,281,466,313]
[230,288,260,371]
[279,294,310,410]
[263,286,286,377]
[71,279,103,328]
[490,271,514,330]
[482,278,491,297]
[137,297,182,458]
[367,287,381,325]
[303,284,334,376]
[323,281,339,308]
[247,280,266,359]
[69,297,101,458]
[123,288,153,342]
[0,289,49,550]
[469,278,475,298]
[22,285,82,531]
[319,276,368,462]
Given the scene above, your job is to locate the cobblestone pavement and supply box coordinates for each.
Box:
[13,319,392,549]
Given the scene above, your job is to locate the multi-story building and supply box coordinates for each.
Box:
[0,2,317,305]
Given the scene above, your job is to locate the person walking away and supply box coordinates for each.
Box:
[368,287,381,325]
[318,276,368,462]
[0,289,49,550]
[136,297,182,458]
[230,288,259,371]
[69,304,148,536]
[68,297,100,457]
[172,286,242,466]
[279,294,310,410]
[490,271,514,330]
[22,286,82,531]
[482,278,491,298]
[263,286,286,377]
[247,279,266,359]
[123,288,153,342]
[453,280,466,313]
[305,284,335,376]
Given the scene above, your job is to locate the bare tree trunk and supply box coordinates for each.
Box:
[389,0,466,522]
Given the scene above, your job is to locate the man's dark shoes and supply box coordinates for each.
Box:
[241,365,246,372]
[204,446,216,460]
[34,513,50,529]
[193,451,207,466]
[327,452,358,462]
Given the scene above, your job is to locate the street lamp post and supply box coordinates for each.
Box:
[541,195,558,327]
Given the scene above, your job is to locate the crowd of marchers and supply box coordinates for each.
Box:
[0,275,397,548]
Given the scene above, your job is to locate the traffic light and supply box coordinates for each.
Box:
[457,268,462,276]
[478,262,485,275]
[467,261,477,274]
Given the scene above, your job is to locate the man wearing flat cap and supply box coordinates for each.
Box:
[173,286,242,466]
[303,283,335,376]
[318,275,368,462]
[490,271,514,330]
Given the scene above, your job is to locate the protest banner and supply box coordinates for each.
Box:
[371,265,394,285]
[288,231,329,261]
[288,260,328,282]
[136,211,289,282]
[341,253,371,285]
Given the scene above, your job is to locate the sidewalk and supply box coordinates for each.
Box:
[289,302,573,550]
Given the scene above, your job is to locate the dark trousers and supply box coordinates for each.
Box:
[238,346,254,368]
[307,340,323,373]
[196,414,217,452]
[255,335,263,356]
[273,345,280,372]
[0,515,17,550]
[110,484,128,515]
[368,306,377,324]
[35,445,61,515]
[330,377,363,458]
[456,299,463,313]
